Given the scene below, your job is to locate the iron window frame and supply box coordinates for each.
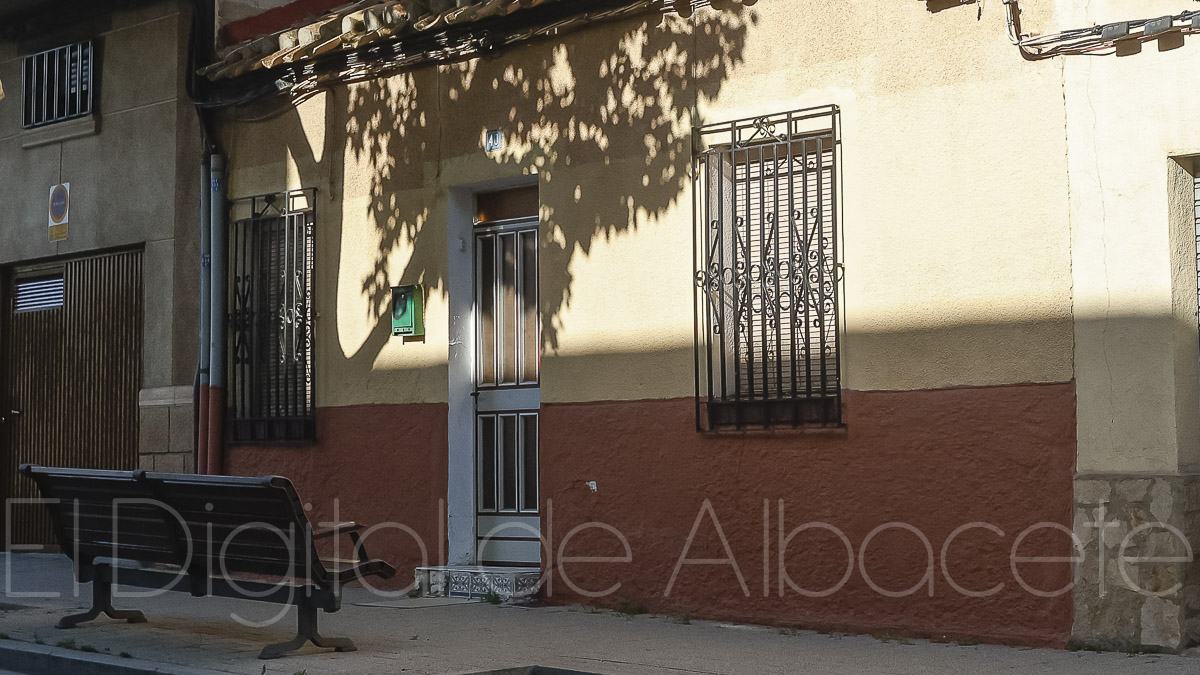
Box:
[21,40,95,129]
[692,105,845,431]
[227,189,317,444]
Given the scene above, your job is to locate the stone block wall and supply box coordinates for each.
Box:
[1073,473,1200,652]
[138,386,194,473]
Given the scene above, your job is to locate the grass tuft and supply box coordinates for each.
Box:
[614,601,648,617]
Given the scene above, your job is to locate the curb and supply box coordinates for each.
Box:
[0,639,219,675]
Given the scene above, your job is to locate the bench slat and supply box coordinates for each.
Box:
[19,466,364,587]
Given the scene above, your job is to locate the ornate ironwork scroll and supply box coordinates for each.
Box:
[229,193,316,442]
[693,106,842,430]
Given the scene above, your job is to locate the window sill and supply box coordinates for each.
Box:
[228,417,316,446]
[227,439,318,448]
[702,397,841,430]
[22,116,99,149]
[701,425,848,438]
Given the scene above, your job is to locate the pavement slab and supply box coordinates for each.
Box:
[0,553,1196,674]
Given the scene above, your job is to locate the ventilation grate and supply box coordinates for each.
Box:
[14,276,65,312]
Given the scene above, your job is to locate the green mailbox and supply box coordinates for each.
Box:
[391,284,425,337]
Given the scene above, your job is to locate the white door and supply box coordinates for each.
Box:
[474,216,540,566]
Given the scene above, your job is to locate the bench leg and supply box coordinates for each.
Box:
[258,603,356,659]
[57,579,147,629]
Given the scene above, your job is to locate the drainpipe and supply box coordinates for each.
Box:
[207,154,227,475]
[196,154,212,474]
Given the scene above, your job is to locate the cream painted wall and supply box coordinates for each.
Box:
[1053,1,1200,473]
[220,1,1087,411]
[699,0,1075,393]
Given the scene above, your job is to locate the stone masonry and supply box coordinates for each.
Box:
[1073,473,1200,652]
[138,385,194,473]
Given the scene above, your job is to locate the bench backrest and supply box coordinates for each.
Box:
[19,468,179,566]
[20,466,328,585]
[149,471,319,581]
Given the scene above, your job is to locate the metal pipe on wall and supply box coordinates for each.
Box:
[206,154,227,475]
[196,154,212,474]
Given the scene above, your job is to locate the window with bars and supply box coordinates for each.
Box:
[693,106,843,430]
[228,195,316,442]
[22,41,94,129]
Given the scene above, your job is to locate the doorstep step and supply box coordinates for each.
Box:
[415,566,543,605]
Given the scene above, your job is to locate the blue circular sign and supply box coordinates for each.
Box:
[49,185,69,224]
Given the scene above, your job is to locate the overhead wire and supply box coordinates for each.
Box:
[205,0,1195,117]
[1003,0,1200,60]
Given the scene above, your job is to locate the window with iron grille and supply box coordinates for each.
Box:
[693,106,843,430]
[22,41,94,129]
[228,193,316,442]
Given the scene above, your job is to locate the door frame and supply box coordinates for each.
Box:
[446,175,540,567]
[473,215,541,567]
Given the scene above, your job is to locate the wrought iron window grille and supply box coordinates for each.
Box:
[692,106,844,431]
[228,189,317,442]
[22,41,94,129]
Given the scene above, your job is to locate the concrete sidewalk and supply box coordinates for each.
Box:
[0,553,1195,675]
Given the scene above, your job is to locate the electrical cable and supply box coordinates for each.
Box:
[1003,0,1200,60]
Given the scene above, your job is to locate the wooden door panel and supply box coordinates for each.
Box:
[2,251,142,547]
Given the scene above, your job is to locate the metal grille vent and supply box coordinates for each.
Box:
[14,276,65,312]
[22,41,93,129]
[693,106,843,430]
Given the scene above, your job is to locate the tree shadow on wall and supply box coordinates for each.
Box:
[344,7,755,354]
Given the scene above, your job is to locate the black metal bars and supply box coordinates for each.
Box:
[228,193,316,442]
[22,41,93,128]
[693,106,843,430]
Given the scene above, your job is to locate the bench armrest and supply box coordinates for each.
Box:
[311,522,363,539]
[312,522,369,561]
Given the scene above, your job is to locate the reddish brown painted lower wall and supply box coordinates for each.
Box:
[221,384,1075,646]
[539,383,1076,648]
[224,402,448,586]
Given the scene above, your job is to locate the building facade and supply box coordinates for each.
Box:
[4,0,1200,655]
[0,0,202,543]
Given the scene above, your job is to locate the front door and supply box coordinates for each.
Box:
[0,251,142,547]
[474,214,540,567]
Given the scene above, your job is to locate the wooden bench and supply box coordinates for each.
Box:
[20,465,396,659]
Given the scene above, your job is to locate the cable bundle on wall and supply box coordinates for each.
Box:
[662,0,756,19]
[1004,0,1200,59]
